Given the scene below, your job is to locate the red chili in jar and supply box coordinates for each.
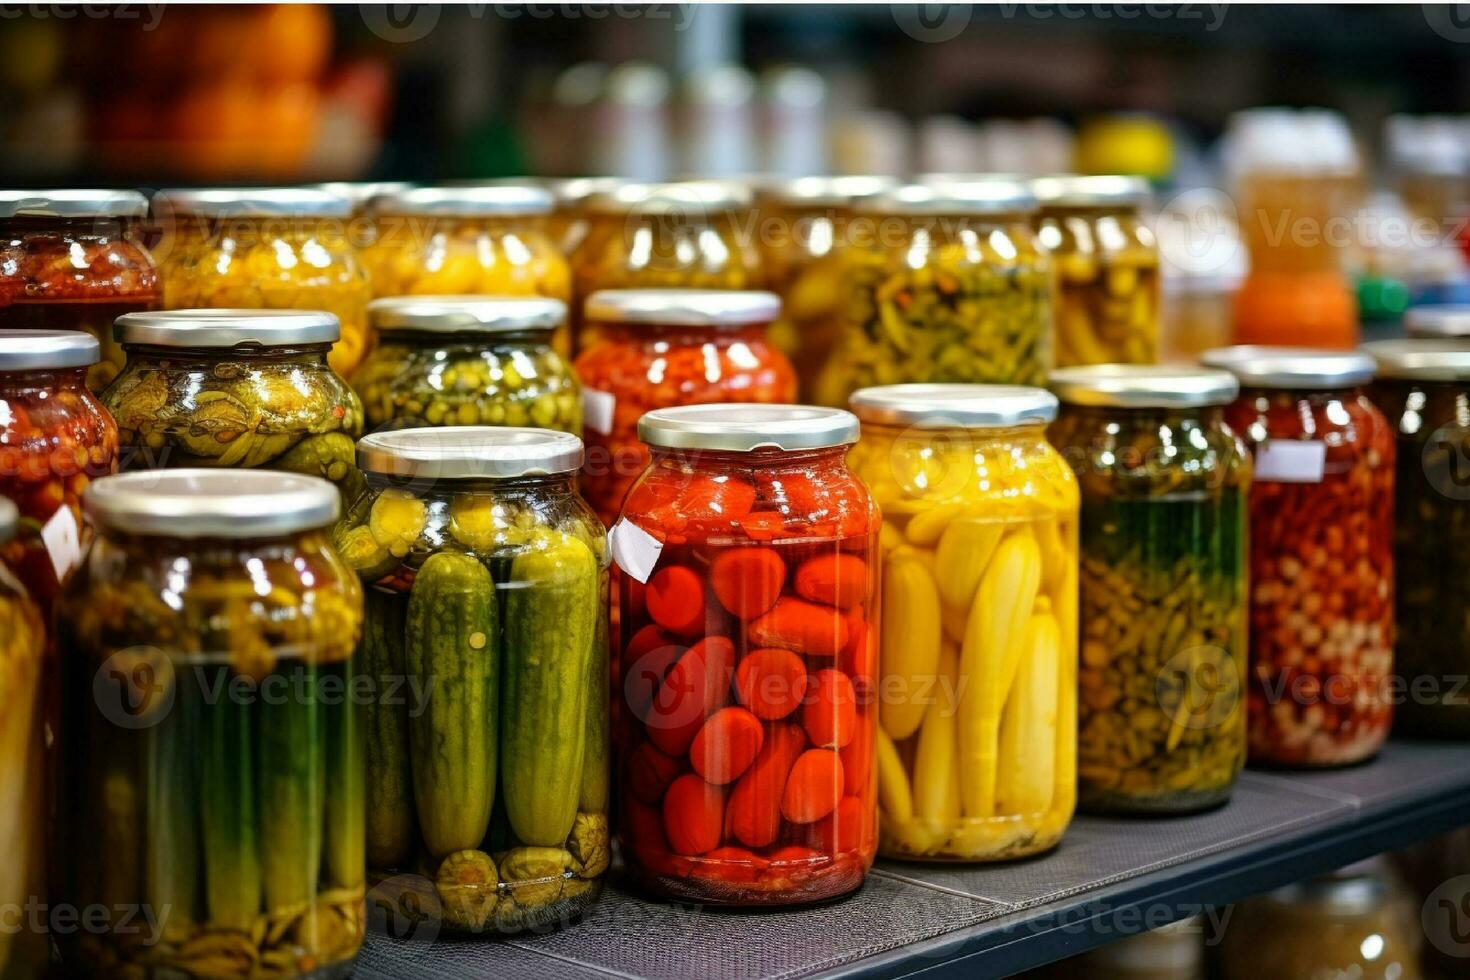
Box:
[1204,347,1394,767]
[613,404,879,906]
[573,290,797,528]
[0,330,119,614]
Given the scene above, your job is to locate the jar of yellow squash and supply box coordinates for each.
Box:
[847,384,1079,861]
[1033,176,1160,367]
[152,187,371,378]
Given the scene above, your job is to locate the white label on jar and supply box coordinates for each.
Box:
[1255,440,1327,483]
[583,389,616,436]
[609,519,663,584]
[41,506,82,582]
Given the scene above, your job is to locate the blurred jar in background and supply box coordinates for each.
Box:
[1396,828,1470,980]
[1152,186,1246,362]
[1047,918,1205,980]
[681,64,756,178]
[313,180,414,248]
[549,176,626,257]
[759,67,828,178]
[594,61,673,182]
[1075,114,1175,182]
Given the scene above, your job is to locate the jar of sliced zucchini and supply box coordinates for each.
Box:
[53,470,365,978]
[335,426,609,935]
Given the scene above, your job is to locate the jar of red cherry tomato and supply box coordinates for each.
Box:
[1202,347,1394,767]
[613,404,879,906]
[574,290,797,527]
[0,330,118,614]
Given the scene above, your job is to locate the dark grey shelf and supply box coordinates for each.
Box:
[356,739,1470,980]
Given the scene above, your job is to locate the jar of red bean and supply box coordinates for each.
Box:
[613,404,878,906]
[1203,346,1394,767]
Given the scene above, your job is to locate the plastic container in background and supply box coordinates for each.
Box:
[1049,366,1250,813]
[1406,303,1470,339]
[613,404,878,906]
[848,384,1078,860]
[54,470,365,978]
[1203,347,1394,767]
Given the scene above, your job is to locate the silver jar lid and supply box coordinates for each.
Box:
[764,175,899,208]
[1405,304,1470,338]
[849,384,1058,427]
[586,180,752,215]
[1031,174,1152,209]
[1050,365,1240,408]
[0,330,101,371]
[357,427,584,479]
[584,289,780,327]
[114,309,340,348]
[370,184,554,217]
[1363,339,1470,381]
[153,187,352,219]
[639,404,859,452]
[1201,345,1375,389]
[863,178,1037,216]
[368,296,567,334]
[0,189,148,220]
[312,181,416,208]
[549,176,627,205]
[84,470,340,538]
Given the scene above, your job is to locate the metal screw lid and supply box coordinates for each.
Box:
[84,470,340,538]
[357,427,584,480]
[639,404,859,452]
[312,181,416,210]
[584,290,780,327]
[368,296,567,334]
[152,187,352,219]
[1031,174,1152,209]
[763,175,899,208]
[0,189,148,220]
[114,309,340,348]
[1362,339,1470,382]
[0,497,15,545]
[849,384,1058,427]
[369,184,555,217]
[1049,365,1240,409]
[861,178,1037,216]
[586,180,752,215]
[1405,304,1470,338]
[1201,346,1376,389]
[0,330,101,371]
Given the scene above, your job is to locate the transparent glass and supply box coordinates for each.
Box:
[848,421,1078,860]
[1049,404,1250,813]
[333,471,610,935]
[0,555,45,980]
[759,202,856,404]
[615,445,878,905]
[53,526,365,978]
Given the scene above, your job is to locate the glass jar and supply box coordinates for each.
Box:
[548,177,625,258]
[1049,366,1250,813]
[831,180,1052,406]
[1365,340,1470,737]
[1033,176,1160,366]
[0,190,160,392]
[614,405,878,906]
[103,310,365,496]
[53,470,365,978]
[1068,918,1206,980]
[573,289,796,527]
[153,187,371,378]
[847,385,1079,860]
[334,427,609,935]
[1396,828,1470,980]
[1204,347,1395,767]
[0,331,118,613]
[354,296,580,434]
[0,499,46,980]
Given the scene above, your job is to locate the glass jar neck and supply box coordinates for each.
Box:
[649,444,850,472]
[0,366,92,396]
[1061,403,1226,427]
[601,322,763,347]
[123,344,335,365]
[383,328,555,349]
[1239,384,1365,404]
[863,418,1052,446]
[365,471,579,496]
[0,215,138,239]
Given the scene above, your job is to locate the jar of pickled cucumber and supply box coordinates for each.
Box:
[354,296,580,434]
[1033,175,1160,367]
[103,310,364,496]
[1364,340,1470,737]
[0,190,160,392]
[53,470,365,978]
[0,498,46,980]
[832,180,1052,406]
[846,384,1078,861]
[1203,347,1394,767]
[334,427,609,934]
[573,289,796,527]
[614,405,878,905]
[153,187,371,378]
[1048,366,1250,813]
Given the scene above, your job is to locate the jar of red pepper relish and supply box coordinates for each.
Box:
[613,404,879,906]
[1202,346,1394,767]
[0,330,118,614]
[574,290,797,527]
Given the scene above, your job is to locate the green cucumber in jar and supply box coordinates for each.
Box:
[144,662,203,925]
[322,656,365,890]
[578,568,610,815]
[257,662,325,913]
[361,590,417,870]
[201,666,262,930]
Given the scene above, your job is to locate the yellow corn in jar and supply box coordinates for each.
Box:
[847,384,1079,862]
[1034,175,1160,367]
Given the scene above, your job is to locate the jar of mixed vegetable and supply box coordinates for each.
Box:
[53,470,365,978]
[153,187,371,378]
[574,289,796,527]
[847,384,1078,860]
[1033,175,1160,367]
[1049,366,1250,813]
[103,310,364,496]
[1364,340,1470,737]
[832,180,1051,405]
[1203,347,1394,767]
[334,427,609,934]
[0,330,118,613]
[614,405,878,905]
[0,190,160,392]
[354,296,580,434]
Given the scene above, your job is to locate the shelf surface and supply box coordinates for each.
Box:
[356,739,1470,980]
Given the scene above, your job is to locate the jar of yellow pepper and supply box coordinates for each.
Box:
[1033,175,1160,367]
[847,384,1078,861]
